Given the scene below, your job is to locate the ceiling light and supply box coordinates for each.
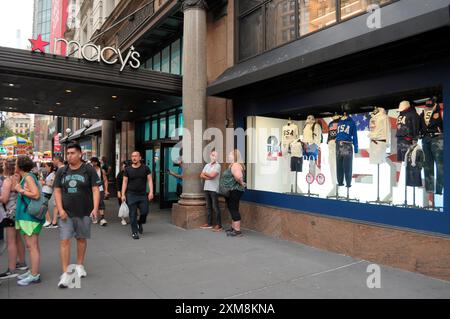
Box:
[49,110,53,113]
[130,110,134,113]
[56,102,61,106]
[94,106,100,109]
[8,83,14,87]
[65,89,72,93]
[153,100,157,103]
[112,96,118,99]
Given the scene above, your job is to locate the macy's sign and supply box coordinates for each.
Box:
[29,35,141,72]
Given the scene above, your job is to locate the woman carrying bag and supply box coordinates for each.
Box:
[14,156,43,286]
[220,149,246,237]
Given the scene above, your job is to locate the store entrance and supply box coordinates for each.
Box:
[144,142,181,209]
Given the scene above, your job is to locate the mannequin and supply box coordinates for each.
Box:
[404,139,424,188]
[281,118,299,154]
[335,112,358,188]
[396,100,420,162]
[419,97,444,195]
[302,115,322,176]
[289,138,304,193]
[368,107,391,164]
[327,112,341,193]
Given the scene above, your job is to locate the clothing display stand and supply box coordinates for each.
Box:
[395,172,419,208]
[424,193,444,212]
[368,164,391,205]
[326,184,346,200]
[305,182,319,197]
[344,187,359,202]
[286,172,305,195]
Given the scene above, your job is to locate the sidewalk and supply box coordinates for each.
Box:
[1,200,450,299]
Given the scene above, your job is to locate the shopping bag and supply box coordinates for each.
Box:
[118,202,129,218]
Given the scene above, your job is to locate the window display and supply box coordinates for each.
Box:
[246,95,445,211]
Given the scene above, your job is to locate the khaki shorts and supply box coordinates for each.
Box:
[59,216,91,240]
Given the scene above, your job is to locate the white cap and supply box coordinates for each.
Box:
[399,101,410,111]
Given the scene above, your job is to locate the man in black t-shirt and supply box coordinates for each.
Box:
[54,143,101,288]
[121,151,154,239]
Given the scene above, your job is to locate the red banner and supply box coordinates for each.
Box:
[50,0,68,55]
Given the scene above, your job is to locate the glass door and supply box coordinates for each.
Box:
[160,143,181,209]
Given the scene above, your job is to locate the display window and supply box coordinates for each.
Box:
[246,94,444,211]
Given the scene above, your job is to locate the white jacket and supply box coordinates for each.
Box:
[369,108,391,143]
[303,122,322,145]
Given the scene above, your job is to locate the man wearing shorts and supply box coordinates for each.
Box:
[54,143,100,288]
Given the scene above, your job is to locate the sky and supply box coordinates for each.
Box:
[0,0,34,49]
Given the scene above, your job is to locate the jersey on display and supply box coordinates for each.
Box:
[281,123,299,148]
[289,139,303,158]
[396,106,420,139]
[335,117,359,153]
[303,122,322,145]
[327,119,340,143]
[420,103,443,137]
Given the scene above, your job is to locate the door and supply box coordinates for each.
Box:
[160,143,181,209]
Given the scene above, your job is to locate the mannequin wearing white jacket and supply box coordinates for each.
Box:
[302,115,322,175]
[368,107,391,164]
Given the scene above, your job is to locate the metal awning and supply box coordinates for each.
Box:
[0,46,182,120]
[207,0,450,98]
[84,120,103,135]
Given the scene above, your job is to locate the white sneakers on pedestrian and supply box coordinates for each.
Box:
[58,272,71,288]
[99,218,107,226]
[76,265,87,278]
[17,273,40,286]
[121,219,127,226]
[43,221,52,228]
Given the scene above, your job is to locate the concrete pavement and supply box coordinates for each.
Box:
[1,200,450,299]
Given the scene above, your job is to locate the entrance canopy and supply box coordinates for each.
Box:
[0,46,182,121]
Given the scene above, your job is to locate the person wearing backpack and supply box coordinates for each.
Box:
[14,156,43,286]
[54,143,101,288]
[89,157,109,226]
[0,159,28,281]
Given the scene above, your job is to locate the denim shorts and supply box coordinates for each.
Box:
[59,216,91,240]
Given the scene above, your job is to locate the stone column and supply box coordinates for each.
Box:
[178,0,207,207]
[100,120,115,174]
[172,0,208,228]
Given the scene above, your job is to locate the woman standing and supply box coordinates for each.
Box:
[222,149,246,237]
[14,156,43,286]
[0,159,28,280]
[90,157,109,226]
[42,162,58,228]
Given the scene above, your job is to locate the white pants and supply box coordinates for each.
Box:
[370,141,387,164]
[328,140,337,186]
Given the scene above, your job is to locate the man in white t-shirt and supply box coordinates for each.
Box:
[199,150,222,231]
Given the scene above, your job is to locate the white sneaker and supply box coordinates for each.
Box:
[121,219,127,226]
[99,218,107,226]
[92,217,98,224]
[75,265,87,278]
[58,272,71,288]
[43,221,51,228]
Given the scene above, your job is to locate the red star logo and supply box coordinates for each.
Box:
[29,34,50,53]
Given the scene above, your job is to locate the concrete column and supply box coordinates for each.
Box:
[100,120,115,174]
[178,0,208,207]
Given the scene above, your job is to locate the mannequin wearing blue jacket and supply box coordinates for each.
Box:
[335,114,358,188]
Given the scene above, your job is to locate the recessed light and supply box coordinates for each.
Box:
[94,106,100,109]
[82,113,86,116]
[112,116,116,118]
[65,89,72,93]
[130,110,134,113]
[8,83,14,87]
[49,110,53,113]
[112,95,118,99]
[153,100,157,103]
[56,102,61,106]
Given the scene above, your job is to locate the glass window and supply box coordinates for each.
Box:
[239,8,264,61]
[298,0,337,37]
[178,112,183,136]
[239,0,265,15]
[340,0,391,21]
[266,0,295,50]
[144,121,151,141]
[170,39,181,75]
[161,46,170,73]
[168,115,176,138]
[153,53,161,72]
[151,119,158,140]
[159,116,167,139]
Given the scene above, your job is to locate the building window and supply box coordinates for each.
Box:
[153,53,161,72]
[170,39,181,75]
[239,7,264,61]
[237,0,394,62]
[151,118,158,141]
[145,121,151,141]
[168,114,176,138]
[161,46,170,73]
[159,114,167,139]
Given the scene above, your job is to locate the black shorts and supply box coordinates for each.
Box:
[99,191,105,210]
[397,138,412,162]
[290,156,303,172]
[0,217,15,228]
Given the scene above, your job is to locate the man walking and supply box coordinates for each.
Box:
[200,150,222,231]
[54,143,100,288]
[121,151,153,240]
